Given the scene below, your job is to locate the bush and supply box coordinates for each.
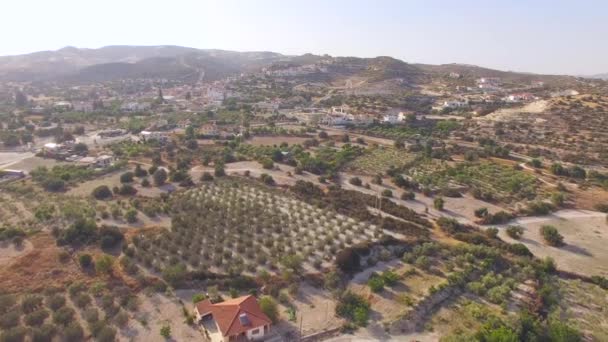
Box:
[0,295,16,314]
[92,185,113,200]
[21,295,43,313]
[115,310,129,327]
[95,255,114,274]
[0,327,27,342]
[31,324,56,342]
[96,325,117,342]
[335,291,370,326]
[260,173,275,186]
[381,189,392,198]
[349,177,362,186]
[540,225,564,246]
[474,207,488,218]
[200,172,214,182]
[117,184,137,196]
[261,159,274,169]
[125,209,138,223]
[141,178,150,187]
[63,322,84,342]
[46,295,65,311]
[153,168,167,186]
[0,311,20,329]
[160,324,171,339]
[79,253,93,268]
[120,172,134,183]
[401,191,415,200]
[134,165,148,177]
[506,225,524,239]
[258,296,279,323]
[53,306,75,326]
[335,248,360,274]
[433,197,445,210]
[367,275,385,293]
[214,163,225,177]
[25,309,49,326]
[547,320,582,341]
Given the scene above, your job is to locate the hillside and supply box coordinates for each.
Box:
[0,45,580,86]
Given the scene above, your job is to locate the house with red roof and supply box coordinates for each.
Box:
[195,295,272,342]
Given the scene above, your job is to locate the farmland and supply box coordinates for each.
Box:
[130,180,382,276]
[346,146,416,175]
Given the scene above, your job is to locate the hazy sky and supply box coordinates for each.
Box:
[3,0,607,75]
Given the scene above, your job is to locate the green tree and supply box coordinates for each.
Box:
[540,225,564,246]
[153,168,168,186]
[258,296,279,323]
[95,255,114,275]
[434,197,445,211]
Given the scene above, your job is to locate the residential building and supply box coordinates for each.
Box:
[199,122,219,137]
[195,295,272,342]
[140,131,169,142]
[73,101,94,112]
[443,99,469,109]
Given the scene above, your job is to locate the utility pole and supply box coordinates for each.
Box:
[299,313,304,341]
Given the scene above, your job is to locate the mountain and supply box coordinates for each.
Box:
[0,45,286,82]
[0,45,580,87]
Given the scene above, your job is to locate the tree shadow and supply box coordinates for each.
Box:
[561,244,593,257]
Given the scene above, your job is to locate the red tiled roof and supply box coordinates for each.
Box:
[196,295,272,337]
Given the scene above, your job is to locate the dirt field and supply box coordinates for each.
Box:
[0,233,86,292]
[122,293,203,341]
[276,283,343,337]
[0,240,33,265]
[68,170,124,196]
[495,210,608,277]
[0,155,67,172]
[478,100,548,122]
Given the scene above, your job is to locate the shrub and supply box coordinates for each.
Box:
[261,159,274,169]
[0,311,20,329]
[79,253,93,268]
[141,178,150,187]
[96,325,117,342]
[46,295,65,311]
[508,243,532,256]
[382,270,400,286]
[367,275,385,293]
[200,172,214,182]
[25,309,49,326]
[506,226,524,239]
[349,177,362,186]
[258,296,279,323]
[260,173,275,186]
[31,324,56,342]
[474,207,488,218]
[433,197,444,210]
[162,264,187,286]
[95,255,115,274]
[53,306,75,326]
[547,320,582,341]
[160,324,171,339]
[125,209,138,223]
[0,295,16,314]
[153,168,167,186]
[400,191,415,200]
[0,327,27,342]
[117,184,137,196]
[63,322,84,342]
[335,248,360,273]
[335,291,370,326]
[381,189,392,197]
[214,163,225,177]
[92,185,113,200]
[540,225,564,246]
[21,295,43,313]
[120,172,134,183]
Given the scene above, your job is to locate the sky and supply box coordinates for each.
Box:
[2,0,607,75]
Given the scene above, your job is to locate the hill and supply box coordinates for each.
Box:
[0,46,580,87]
